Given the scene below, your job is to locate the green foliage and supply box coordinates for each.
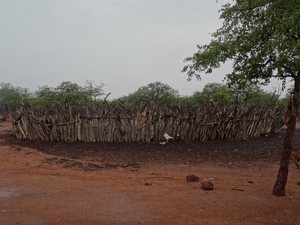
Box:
[278,86,294,107]
[229,82,280,106]
[0,82,32,114]
[32,85,60,108]
[200,83,235,106]
[119,81,180,109]
[182,0,300,89]
[186,82,277,108]
[0,79,281,114]
[33,80,105,109]
[113,81,277,110]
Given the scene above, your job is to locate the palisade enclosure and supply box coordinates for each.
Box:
[12,102,284,143]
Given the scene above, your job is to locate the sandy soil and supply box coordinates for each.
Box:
[0,121,300,225]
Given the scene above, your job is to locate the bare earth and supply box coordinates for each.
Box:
[0,121,300,225]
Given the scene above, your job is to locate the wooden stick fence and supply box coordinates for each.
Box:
[12,103,284,143]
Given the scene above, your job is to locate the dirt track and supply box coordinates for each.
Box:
[0,121,300,225]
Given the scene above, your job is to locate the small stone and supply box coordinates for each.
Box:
[186,175,199,182]
[201,179,214,190]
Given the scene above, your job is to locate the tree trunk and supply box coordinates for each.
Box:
[273,74,299,196]
[272,123,295,196]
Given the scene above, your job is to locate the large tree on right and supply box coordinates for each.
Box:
[182,0,299,196]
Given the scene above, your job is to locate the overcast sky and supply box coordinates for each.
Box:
[0,0,287,99]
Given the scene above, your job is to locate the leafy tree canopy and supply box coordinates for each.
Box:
[187,82,277,108]
[115,81,277,110]
[182,0,300,89]
[33,80,105,109]
[119,81,180,109]
[201,82,234,106]
[0,82,32,115]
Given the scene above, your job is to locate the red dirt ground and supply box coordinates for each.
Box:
[0,121,300,225]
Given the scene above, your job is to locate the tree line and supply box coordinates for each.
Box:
[0,80,289,118]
